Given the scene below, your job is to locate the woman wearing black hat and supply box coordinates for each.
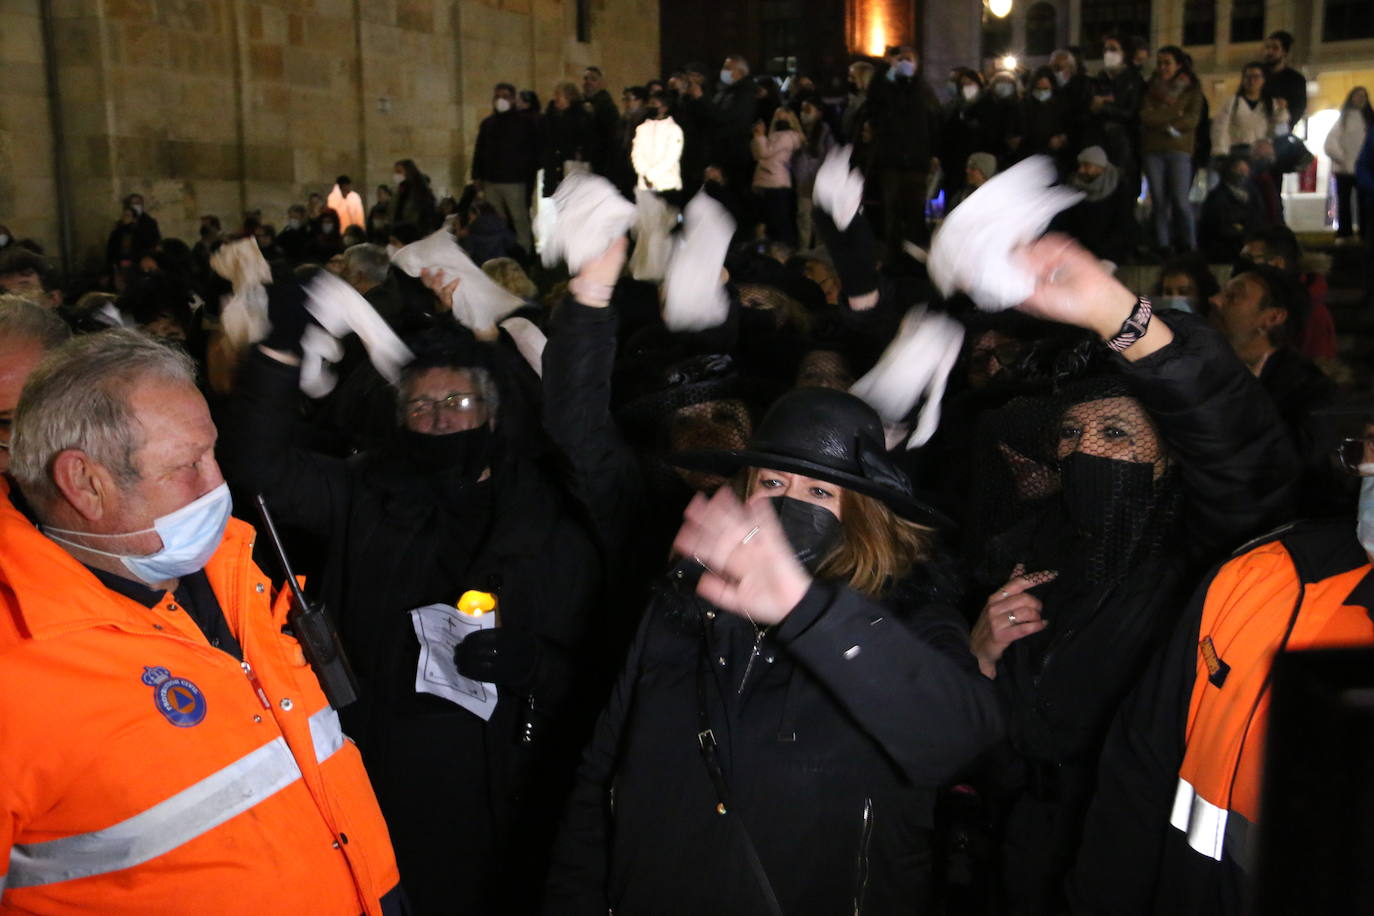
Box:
[543,382,1003,916]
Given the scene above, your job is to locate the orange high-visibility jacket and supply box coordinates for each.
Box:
[1170,535,1374,868]
[0,483,402,914]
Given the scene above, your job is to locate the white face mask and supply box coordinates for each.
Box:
[1103,50,1123,68]
[394,172,406,183]
[719,68,736,86]
[895,60,916,78]
[131,204,144,215]
[494,97,512,113]
[45,483,233,586]
[994,82,1014,99]
[961,84,979,101]
[0,234,9,247]
[1033,88,1052,102]
[1156,295,1194,313]
[1359,476,1374,560]
[1054,69,1070,86]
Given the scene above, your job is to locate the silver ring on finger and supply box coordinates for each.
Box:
[1007,612,1018,625]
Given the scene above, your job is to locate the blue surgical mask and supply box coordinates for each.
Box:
[1359,476,1374,559]
[719,68,736,86]
[896,60,916,78]
[45,483,233,586]
[1156,295,1194,313]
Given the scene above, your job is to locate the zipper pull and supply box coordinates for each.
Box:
[242,661,271,709]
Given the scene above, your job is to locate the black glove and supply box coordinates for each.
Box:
[259,278,312,354]
[454,628,541,688]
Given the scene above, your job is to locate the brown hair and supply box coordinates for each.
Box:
[736,470,933,598]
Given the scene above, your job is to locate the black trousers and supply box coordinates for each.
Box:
[755,186,798,246]
[1335,173,1369,238]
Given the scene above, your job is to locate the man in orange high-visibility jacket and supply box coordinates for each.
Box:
[1067,515,1374,915]
[0,330,405,915]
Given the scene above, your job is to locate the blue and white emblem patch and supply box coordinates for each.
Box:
[142,665,208,727]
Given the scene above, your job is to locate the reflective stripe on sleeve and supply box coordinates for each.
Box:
[1169,777,1227,861]
[308,705,345,764]
[7,737,302,889]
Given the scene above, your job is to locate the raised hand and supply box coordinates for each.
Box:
[970,564,1058,679]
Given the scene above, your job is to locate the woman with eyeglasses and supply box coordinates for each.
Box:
[225,284,602,916]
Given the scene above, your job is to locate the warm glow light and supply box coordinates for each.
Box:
[866,8,888,57]
[988,0,1013,18]
[1000,55,1018,70]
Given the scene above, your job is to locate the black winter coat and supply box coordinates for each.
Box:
[868,74,941,171]
[541,104,600,196]
[473,109,541,185]
[544,572,1003,916]
[225,349,602,915]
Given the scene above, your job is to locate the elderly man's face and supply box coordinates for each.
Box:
[87,379,222,556]
[0,338,47,473]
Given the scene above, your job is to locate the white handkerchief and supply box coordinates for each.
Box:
[210,238,273,348]
[662,192,735,332]
[928,156,1082,312]
[301,271,413,395]
[391,229,524,334]
[850,306,965,449]
[812,145,865,231]
[541,172,636,273]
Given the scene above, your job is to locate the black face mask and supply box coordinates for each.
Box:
[1058,451,1156,538]
[400,424,492,478]
[770,495,843,572]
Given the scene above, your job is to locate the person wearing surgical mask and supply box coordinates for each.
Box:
[387,158,439,232]
[1152,254,1218,316]
[0,224,12,251]
[472,81,539,257]
[710,55,760,197]
[865,45,942,256]
[1,329,408,915]
[1090,34,1147,198]
[1020,68,1070,162]
[942,69,996,198]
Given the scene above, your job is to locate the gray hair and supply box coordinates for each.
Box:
[0,295,71,349]
[11,329,198,508]
[397,364,500,427]
[342,243,391,288]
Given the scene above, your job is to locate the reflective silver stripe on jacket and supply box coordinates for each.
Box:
[6,737,302,890]
[309,705,345,764]
[1169,777,1257,869]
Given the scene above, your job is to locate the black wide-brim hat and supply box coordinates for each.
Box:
[671,387,954,528]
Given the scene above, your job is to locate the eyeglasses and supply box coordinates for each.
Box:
[1335,437,1374,475]
[404,392,484,421]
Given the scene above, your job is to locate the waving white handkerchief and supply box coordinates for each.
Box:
[662,192,735,332]
[928,156,1082,312]
[541,172,636,273]
[302,271,413,394]
[850,306,965,450]
[500,316,547,377]
[391,230,524,334]
[210,237,273,348]
[812,145,865,231]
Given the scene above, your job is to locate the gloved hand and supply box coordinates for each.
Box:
[454,628,541,688]
[259,278,312,354]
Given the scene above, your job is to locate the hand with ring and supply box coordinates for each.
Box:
[970,563,1057,679]
[671,487,813,625]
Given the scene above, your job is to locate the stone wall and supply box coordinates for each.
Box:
[0,0,659,278]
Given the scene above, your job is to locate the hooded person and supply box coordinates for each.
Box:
[223,286,601,916]
[543,385,1002,916]
[951,235,1300,916]
[1048,145,1137,265]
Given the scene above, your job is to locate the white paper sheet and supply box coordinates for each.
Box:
[409,603,499,721]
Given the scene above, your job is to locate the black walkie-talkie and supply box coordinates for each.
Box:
[254,494,359,708]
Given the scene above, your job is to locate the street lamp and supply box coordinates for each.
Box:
[988,0,1013,18]
[1000,54,1018,71]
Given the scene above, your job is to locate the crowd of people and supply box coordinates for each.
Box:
[1,32,1374,916]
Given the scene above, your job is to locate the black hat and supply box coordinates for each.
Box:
[672,387,952,527]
